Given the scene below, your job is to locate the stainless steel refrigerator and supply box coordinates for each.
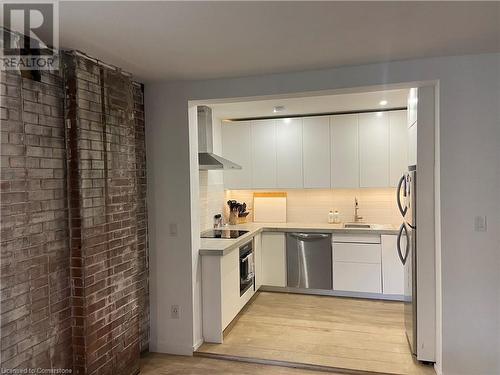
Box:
[396,165,418,356]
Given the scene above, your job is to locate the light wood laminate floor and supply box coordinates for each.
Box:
[197,292,435,375]
[140,352,345,374]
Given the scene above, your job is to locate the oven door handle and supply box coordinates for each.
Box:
[240,254,253,263]
[241,272,255,283]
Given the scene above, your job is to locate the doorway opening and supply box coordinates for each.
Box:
[192,84,439,375]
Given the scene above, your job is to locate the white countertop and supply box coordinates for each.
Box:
[199,222,399,256]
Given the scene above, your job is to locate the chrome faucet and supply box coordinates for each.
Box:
[354,197,363,222]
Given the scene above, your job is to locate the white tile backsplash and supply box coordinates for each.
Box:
[224,188,402,226]
[199,171,225,231]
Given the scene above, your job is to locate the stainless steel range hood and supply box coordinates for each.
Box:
[198,106,242,170]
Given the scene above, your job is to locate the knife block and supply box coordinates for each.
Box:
[228,210,238,225]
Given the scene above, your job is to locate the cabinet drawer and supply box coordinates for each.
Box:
[333,243,381,263]
[332,234,380,244]
[333,262,381,293]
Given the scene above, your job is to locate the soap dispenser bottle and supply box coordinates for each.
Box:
[333,210,341,224]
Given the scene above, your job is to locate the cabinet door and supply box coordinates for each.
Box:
[221,250,241,329]
[222,122,252,189]
[333,262,382,293]
[381,235,404,295]
[359,112,389,187]
[303,116,331,188]
[254,233,263,290]
[333,243,381,264]
[276,118,303,188]
[389,111,409,187]
[330,114,359,188]
[251,120,277,188]
[261,232,286,287]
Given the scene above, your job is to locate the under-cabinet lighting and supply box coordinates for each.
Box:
[379,100,388,106]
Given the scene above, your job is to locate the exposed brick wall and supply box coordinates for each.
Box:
[132,79,149,355]
[1,70,72,370]
[62,52,148,375]
[1,52,148,374]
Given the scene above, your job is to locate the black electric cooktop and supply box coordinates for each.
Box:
[201,229,249,239]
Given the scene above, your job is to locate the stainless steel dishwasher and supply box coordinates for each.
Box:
[286,233,332,290]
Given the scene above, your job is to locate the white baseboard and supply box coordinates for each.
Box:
[434,363,442,375]
[150,340,194,356]
[193,339,203,352]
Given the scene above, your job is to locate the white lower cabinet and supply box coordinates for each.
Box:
[261,232,286,287]
[381,234,404,295]
[202,245,257,343]
[254,233,263,290]
[333,262,382,294]
[221,250,241,330]
[332,235,382,294]
[333,243,381,264]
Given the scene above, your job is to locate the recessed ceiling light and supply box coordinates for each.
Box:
[379,100,388,106]
[273,106,285,113]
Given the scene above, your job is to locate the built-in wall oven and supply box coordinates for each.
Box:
[239,241,254,296]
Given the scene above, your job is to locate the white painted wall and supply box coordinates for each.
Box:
[145,53,500,374]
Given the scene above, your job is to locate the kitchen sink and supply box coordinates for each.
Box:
[343,223,372,229]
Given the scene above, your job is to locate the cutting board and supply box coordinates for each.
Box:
[253,192,287,223]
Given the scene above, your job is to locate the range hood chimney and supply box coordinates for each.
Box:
[198,106,242,170]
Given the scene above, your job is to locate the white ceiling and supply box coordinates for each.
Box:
[59,1,500,82]
[211,89,409,120]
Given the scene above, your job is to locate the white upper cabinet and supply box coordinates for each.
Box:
[221,111,408,190]
[302,116,331,188]
[407,88,418,127]
[389,111,409,186]
[276,118,303,188]
[221,121,252,189]
[359,112,390,187]
[330,114,359,188]
[251,120,277,188]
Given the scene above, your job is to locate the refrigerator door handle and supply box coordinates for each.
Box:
[397,223,409,265]
[396,175,408,217]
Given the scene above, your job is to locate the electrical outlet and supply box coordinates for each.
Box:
[171,305,179,319]
[474,216,487,232]
[169,223,178,237]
